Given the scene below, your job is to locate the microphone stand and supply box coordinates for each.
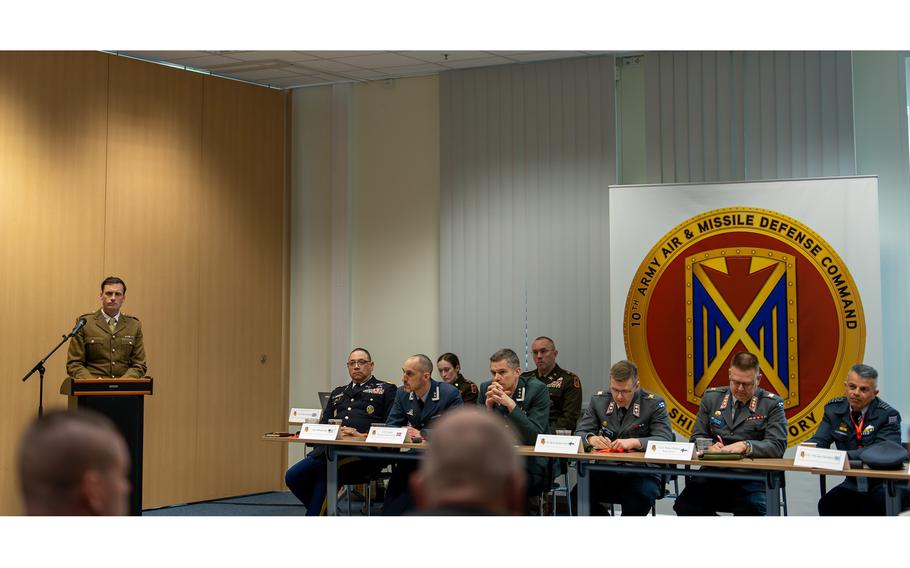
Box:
[21,330,73,418]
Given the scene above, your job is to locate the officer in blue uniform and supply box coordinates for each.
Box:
[573,360,673,515]
[806,363,903,515]
[285,348,396,515]
[382,354,463,515]
[479,348,550,510]
[674,351,788,516]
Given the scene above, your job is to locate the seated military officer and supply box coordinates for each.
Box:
[410,407,525,515]
[806,363,903,516]
[436,353,479,404]
[479,348,550,509]
[382,354,463,515]
[674,351,787,516]
[572,359,673,515]
[284,348,396,515]
[520,336,582,433]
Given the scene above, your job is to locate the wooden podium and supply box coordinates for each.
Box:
[62,377,154,516]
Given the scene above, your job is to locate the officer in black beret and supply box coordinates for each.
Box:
[806,363,903,515]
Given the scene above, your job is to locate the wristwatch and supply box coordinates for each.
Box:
[743,440,754,457]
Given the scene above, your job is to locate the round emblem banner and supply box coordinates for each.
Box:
[624,207,865,445]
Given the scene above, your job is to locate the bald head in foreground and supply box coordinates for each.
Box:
[410,406,525,515]
[18,410,130,516]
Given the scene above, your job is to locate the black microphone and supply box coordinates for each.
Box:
[69,317,87,337]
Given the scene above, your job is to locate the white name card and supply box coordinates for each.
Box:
[296,424,340,441]
[289,408,321,424]
[793,445,849,471]
[534,434,583,454]
[645,441,695,461]
[366,426,409,444]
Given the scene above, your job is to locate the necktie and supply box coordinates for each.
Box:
[108,318,116,333]
[851,410,862,423]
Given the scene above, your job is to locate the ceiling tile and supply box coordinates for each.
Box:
[222,68,300,81]
[338,69,391,80]
[217,51,317,62]
[291,59,364,73]
[120,50,211,62]
[439,56,515,69]
[332,53,425,68]
[168,54,245,68]
[505,51,587,62]
[397,51,492,63]
[269,76,332,88]
[375,63,447,75]
[300,51,383,59]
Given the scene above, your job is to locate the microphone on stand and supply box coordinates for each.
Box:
[68,317,87,337]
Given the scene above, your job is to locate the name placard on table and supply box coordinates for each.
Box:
[534,434,583,454]
[366,426,409,445]
[793,445,849,471]
[289,408,321,424]
[296,424,340,441]
[644,441,695,461]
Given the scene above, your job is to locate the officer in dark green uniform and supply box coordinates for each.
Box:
[807,363,903,515]
[521,336,582,432]
[573,359,673,515]
[479,347,550,509]
[67,276,147,379]
[674,351,788,516]
[436,352,478,405]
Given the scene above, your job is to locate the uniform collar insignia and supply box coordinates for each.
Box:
[719,393,730,410]
[515,387,526,402]
[749,396,758,412]
[632,403,641,417]
[606,401,615,415]
[431,386,440,401]
[407,409,414,416]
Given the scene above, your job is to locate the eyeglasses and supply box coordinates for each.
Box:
[346,360,372,368]
[729,378,756,390]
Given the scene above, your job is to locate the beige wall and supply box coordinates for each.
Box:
[288,76,440,454]
[0,52,289,513]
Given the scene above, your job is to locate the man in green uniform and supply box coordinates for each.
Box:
[573,359,673,515]
[67,276,147,379]
[521,336,581,433]
[674,351,787,516]
[479,347,550,510]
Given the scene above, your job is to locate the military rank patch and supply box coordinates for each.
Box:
[573,376,581,389]
[633,403,641,417]
[710,417,724,427]
[657,401,666,409]
[889,415,898,424]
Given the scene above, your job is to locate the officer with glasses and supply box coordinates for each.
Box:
[284,347,396,515]
[674,351,788,515]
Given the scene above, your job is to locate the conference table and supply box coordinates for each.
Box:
[264,434,910,516]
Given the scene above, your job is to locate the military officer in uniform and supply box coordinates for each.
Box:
[285,348,396,515]
[806,363,903,515]
[573,359,673,515]
[67,276,147,379]
[437,352,478,405]
[382,354,463,515]
[674,351,788,516]
[521,336,582,432]
[479,348,550,510]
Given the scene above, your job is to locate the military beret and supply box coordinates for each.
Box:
[860,440,908,470]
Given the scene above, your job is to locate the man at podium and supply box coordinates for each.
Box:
[67,276,147,379]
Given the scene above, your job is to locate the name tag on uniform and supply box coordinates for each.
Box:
[366,426,409,444]
[534,434,583,454]
[793,445,849,471]
[289,408,321,424]
[297,424,340,441]
[645,441,695,461]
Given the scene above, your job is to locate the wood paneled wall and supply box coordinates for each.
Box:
[0,52,289,513]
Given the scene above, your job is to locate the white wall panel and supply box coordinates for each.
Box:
[440,56,616,394]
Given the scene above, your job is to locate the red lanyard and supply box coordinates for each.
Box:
[849,412,865,444]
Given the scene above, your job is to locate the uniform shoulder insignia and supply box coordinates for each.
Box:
[520,370,535,378]
[79,312,94,319]
[645,393,655,399]
[572,376,581,389]
[826,397,847,406]
[765,392,776,398]
[878,401,894,411]
[596,390,605,396]
[124,314,140,322]
[470,384,478,394]
[705,387,722,393]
